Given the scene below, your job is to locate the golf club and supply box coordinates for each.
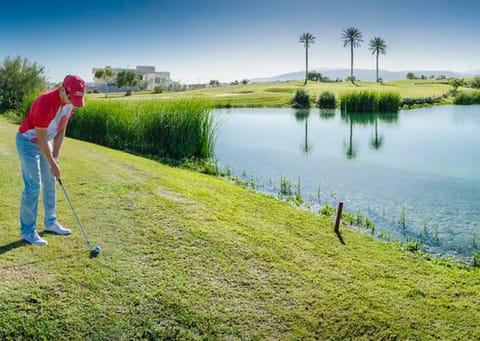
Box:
[57,179,101,257]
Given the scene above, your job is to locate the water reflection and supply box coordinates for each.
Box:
[344,118,357,159]
[370,117,383,150]
[339,112,399,158]
[295,109,313,154]
[319,109,335,119]
[293,110,400,159]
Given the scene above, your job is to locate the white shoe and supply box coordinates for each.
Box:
[45,222,72,235]
[21,231,48,246]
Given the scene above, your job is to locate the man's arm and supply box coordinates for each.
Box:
[35,128,61,179]
[52,124,67,160]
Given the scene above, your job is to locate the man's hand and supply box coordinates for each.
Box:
[35,127,61,179]
[50,160,61,179]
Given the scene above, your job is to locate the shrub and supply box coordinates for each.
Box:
[406,72,417,80]
[470,76,480,89]
[449,78,465,95]
[346,76,357,83]
[153,86,164,94]
[0,56,46,112]
[453,91,480,105]
[317,91,337,109]
[4,92,38,123]
[292,88,310,108]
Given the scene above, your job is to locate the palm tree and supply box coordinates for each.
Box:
[299,32,316,86]
[369,37,387,82]
[341,27,363,81]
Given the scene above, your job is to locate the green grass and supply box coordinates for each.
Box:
[86,80,454,108]
[1,117,480,339]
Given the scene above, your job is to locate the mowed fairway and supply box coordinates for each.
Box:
[1,117,480,339]
[87,80,455,107]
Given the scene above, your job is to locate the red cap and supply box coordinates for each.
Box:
[63,75,86,107]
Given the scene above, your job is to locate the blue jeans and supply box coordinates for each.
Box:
[16,132,57,234]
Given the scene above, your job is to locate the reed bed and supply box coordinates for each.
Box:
[339,91,401,113]
[67,99,217,159]
[453,91,480,105]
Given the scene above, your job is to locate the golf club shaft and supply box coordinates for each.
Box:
[57,179,92,248]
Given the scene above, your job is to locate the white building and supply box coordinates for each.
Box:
[92,65,172,91]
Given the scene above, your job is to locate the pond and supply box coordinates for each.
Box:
[214,105,480,259]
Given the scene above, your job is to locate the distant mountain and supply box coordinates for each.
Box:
[251,68,476,83]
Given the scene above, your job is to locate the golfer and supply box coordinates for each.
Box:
[16,75,86,246]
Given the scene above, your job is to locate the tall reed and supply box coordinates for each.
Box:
[68,99,217,159]
[453,91,480,105]
[339,91,401,113]
[377,92,401,112]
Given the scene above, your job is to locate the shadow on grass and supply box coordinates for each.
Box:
[0,240,25,255]
[335,231,346,245]
[0,232,53,255]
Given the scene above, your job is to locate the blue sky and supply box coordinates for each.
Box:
[1,0,479,83]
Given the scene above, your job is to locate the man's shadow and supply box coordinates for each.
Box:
[0,240,25,255]
[0,232,51,255]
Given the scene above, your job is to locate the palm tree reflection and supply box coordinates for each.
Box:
[341,112,398,159]
[344,117,357,159]
[370,116,383,150]
[295,109,313,154]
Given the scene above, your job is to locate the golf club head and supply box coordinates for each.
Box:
[90,245,101,258]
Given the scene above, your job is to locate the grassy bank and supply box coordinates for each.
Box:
[1,117,480,339]
[87,80,456,108]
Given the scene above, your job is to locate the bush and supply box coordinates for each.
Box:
[449,78,465,93]
[3,92,38,124]
[153,86,164,94]
[406,72,417,80]
[453,91,480,105]
[470,76,480,89]
[317,91,336,109]
[292,88,310,108]
[0,56,46,112]
[346,76,357,83]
